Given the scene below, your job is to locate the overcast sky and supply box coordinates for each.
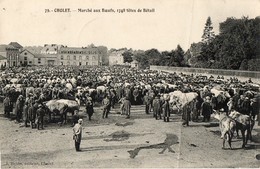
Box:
[0,0,259,51]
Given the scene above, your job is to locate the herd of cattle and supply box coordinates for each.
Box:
[0,66,259,149]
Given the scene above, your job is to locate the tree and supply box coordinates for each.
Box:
[202,17,215,45]
[122,51,133,63]
[134,52,149,69]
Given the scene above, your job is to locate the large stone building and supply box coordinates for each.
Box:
[0,55,7,68]
[109,50,125,65]
[19,49,35,66]
[57,46,103,66]
[0,45,20,67]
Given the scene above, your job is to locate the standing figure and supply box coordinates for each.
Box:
[3,95,11,118]
[86,97,94,121]
[143,92,152,114]
[23,101,29,127]
[36,104,45,130]
[102,95,111,118]
[201,96,213,122]
[163,95,170,122]
[73,119,83,152]
[122,97,131,119]
[153,96,161,120]
[14,95,24,123]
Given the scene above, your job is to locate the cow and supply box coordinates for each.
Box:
[44,99,80,124]
[213,110,236,149]
[229,110,255,148]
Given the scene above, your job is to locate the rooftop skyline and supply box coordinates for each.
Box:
[0,0,259,51]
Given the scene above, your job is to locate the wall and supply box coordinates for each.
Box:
[150,66,260,79]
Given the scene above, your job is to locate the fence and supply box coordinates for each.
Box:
[150,66,260,79]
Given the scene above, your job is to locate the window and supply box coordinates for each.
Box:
[24,57,27,61]
[24,52,27,55]
[86,56,89,60]
[29,61,32,64]
[61,62,63,65]
[74,56,76,60]
[67,55,70,60]
[86,62,88,65]
[79,62,81,66]
[61,55,64,60]
[38,58,41,64]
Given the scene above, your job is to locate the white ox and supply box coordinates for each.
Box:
[164,91,198,112]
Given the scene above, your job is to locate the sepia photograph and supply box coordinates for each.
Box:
[0,0,259,168]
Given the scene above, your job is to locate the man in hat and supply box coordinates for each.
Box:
[201,96,213,122]
[73,119,83,152]
[36,104,45,130]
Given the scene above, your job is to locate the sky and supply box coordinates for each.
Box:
[0,0,259,51]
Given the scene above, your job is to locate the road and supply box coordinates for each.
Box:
[0,104,260,168]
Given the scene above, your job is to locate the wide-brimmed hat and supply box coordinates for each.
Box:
[78,119,83,124]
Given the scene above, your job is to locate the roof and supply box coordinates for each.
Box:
[23,46,43,54]
[34,54,57,58]
[20,49,35,56]
[9,42,23,49]
[0,44,19,52]
[41,44,61,54]
[0,55,7,60]
[59,46,98,52]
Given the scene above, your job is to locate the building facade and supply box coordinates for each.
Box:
[0,45,20,67]
[109,50,125,65]
[19,49,35,66]
[57,47,103,66]
[0,55,7,68]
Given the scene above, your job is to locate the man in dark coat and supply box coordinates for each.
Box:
[85,97,94,121]
[36,104,45,130]
[23,101,29,127]
[163,95,170,122]
[250,98,259,120]
[201,96,213,122]
[143,92,152,114]
[3,95,11,118]
[241,97,251,115]
[15,95,24,122]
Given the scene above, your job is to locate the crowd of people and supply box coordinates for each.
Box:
[0,66,259,130]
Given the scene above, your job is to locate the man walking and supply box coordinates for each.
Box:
[73,119,83,152]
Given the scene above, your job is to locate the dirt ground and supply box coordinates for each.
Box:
[0,103,260,168]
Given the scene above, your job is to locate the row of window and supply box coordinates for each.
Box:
[60,55,99,60]
[60,50,101,55]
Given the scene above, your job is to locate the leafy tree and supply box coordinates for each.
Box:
[122,51,133,63]
[202,17,215,45]
[135,52,149,69]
